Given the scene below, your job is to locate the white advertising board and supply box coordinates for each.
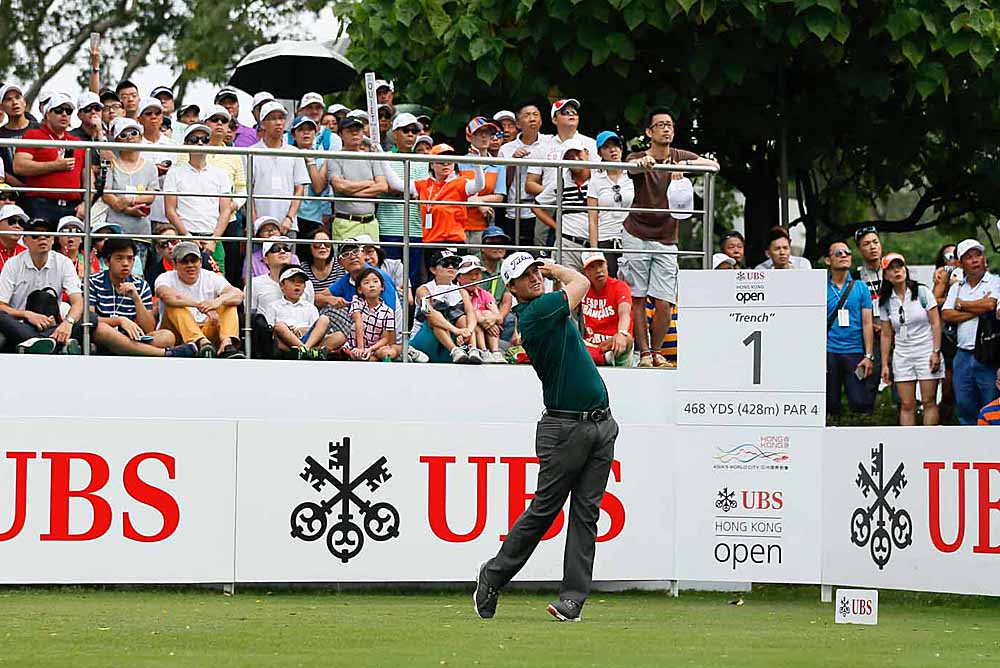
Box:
[676,269,826,427]
[823,427,1000,597]
[673,426,823,583]
[0,419,237,583]
[235,421,674,582]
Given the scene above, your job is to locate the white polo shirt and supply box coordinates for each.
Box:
[263,296,319,329]
[163,162,233,235]
[154,268,231,324]
[141,134,176,223]
[249,273,315,315]
[943,272,1000,350]
[247,140,310,233]
[498,133,550,219]
[526,132,598,190]
[0,250,81,310]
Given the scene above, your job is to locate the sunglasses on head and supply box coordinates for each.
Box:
[186,135,210,145]
[49,106,73,116]
[854,226,877,241]
[611,184,622,204]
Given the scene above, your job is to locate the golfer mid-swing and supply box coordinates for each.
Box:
[474,252,619,622]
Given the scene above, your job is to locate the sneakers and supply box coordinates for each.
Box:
[467,347,484,365]
[486,350,505,364]
[197,341,217,358]
[653,353,676,369]
[638,351,654,368]
[546,599,583,622]
[60,338,82,355]
[165,342,198,357]
[406,346,429,363]
[473,562,499,619]
[16,337,57,355]
[450,347,470,364]
[219,345,245,359]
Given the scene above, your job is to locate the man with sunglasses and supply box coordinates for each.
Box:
[164,124,234,273]
[852,225,886,406]
[69,91,105,175]
[825,239,876,416]
[1,83,40,190]
[0,203,28,272]
[137,98,175,233]
[247,236,315,317]
[377,112,428,288]
[14,92,86,223]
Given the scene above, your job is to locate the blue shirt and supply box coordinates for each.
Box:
[329,264,399,309]
[826,274,872,354]
[88,270,153,321]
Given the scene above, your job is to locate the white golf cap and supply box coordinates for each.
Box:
[493,110,515,123]
[138,97,162,114]
[327,103,348,114]
[177,103,201,117]
[957,238,985,260]
[0,83,23,102]
[391,113,420,131]
[561,138,588,158]
[0,204,28,223]
[150,85,174,99]
[414,135,433,148]
[279,266,309,282]
[374,79,394,91]
[110,117,142,139]
[581,250,606,267]
[262,236,293,256]
[183,124,212,142]
[202,104,232,122]
[500,251,544,285]
[92,220,123,234]
[214,87,239,102]
[457,255,484,274]
[667,177,695,220]
[258,100,287,122]
[346,108,369,119]
[712,253,736,269]
[299,92,324,108]
[77,91,102,110]
[57,215,84,232]
[44,92,75,113]
[345,234,375,245]
[550,98,580,119]
[251,91,275,110]
[253,216,281,234]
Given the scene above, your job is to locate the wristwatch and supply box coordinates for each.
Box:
[618,330,631,337]
[66,316,77,325]
[864,353,875,361]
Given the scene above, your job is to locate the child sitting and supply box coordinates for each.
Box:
[457,255,504,363]
[341,267,399,361]
[262,265,331,360]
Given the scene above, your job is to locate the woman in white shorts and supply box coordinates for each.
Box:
[878,252,945,425]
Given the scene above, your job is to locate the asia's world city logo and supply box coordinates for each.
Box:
[850,443,912,570]
[290,436,400,563]
[713,435,790,472]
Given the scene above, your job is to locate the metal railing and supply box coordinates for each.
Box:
[0,136,719,360]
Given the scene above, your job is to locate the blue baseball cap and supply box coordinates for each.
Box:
[291,115,318,131]
[482,225,510,242]
[595,131,623,150]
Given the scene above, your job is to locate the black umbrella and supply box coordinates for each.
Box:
[228,41,357,99]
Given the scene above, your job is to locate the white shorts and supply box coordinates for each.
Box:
[892,348,945,382]
[619,229,677,303]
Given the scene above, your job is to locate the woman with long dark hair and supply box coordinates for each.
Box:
[298,227,348,333]
[878,253,944,425]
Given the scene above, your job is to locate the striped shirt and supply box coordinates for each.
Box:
[378,154,428,238]
[301,259,345,294]
[979,398,1000,425]
[88,270,153,321]
[535,170,589,239]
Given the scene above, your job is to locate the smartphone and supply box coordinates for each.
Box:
[854,365,867,381]
[139,336,154,344]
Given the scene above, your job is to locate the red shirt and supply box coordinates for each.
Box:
[415,176,471,243]
[0,242,26,272]
[17,125,85,200]
[581,277,632,342]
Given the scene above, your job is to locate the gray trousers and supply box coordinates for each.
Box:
[486,414,618,605]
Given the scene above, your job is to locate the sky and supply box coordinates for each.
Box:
[41,8,342,126]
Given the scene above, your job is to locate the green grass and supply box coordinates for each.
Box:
[1,585,999,667]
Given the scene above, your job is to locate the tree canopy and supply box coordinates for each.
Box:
[334,0,1000,261]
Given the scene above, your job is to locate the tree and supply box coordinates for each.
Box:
[332,0,1000,262]
[1,0,310,107]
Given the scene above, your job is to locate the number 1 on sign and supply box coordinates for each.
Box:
[742,330,762,385]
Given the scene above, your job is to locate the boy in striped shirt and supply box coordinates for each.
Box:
[977,369,1000,425]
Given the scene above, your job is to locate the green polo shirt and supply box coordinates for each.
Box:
[514,290,609,411]
[483,268,508,302]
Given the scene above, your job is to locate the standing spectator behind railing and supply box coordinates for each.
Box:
[329,115,386,242]
[941,239,1000,425]
[200,105,247,287]
[825,240,875,417]
[137,97,174,236]
[587,131,632,278]
[411,144,485,262]
[533,141,590,272]
[1,83,39,191]
[877,253,944,425]
[378,113,429,289]
[755,226,812,270]
[215,88,257,148]
[497,103,548,250]
[249,102,308,238]
[932,242,960,423]
[290,115,330,240]
[459,117,507,247]
[116,80,139,119]
[720,231,745,267]
[102,117,157,273]
[621,108,719,369]
[13,93,87,223]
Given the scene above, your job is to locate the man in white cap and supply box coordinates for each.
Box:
[493,110,517,144]
[329,115,386,241]
[580,250,634,366]
[474,252,617,623]
[0,83,39,190]
[200,104,247,284]
[249,101,309,238]
[14,92,86,222]
[0,203,28,271]
[942,238,1000,424]
[215,88,257,147]
[375,80,394,106]
[712,252,736,269]
[377,112,428,287]
[136,97,174,232]
[251,92,275,124]
[623,107,718,369]
[525,99,597,199]
[69,91,105,170]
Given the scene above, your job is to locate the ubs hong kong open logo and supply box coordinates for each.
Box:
[290,436,400,563]
[850,443,912,570]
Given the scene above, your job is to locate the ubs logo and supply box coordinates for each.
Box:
[850,443,912,570]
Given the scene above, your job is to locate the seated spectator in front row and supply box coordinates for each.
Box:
[144,222,219,286]
[328,237,403,338]
[411,250,478,364]
[0,218,194,357]
[978,369,1000,425]
[580,250,634,367]
[456,254,504,363]
[755,226,812,270]
[154,241,244,358]
[713,253,736,269]
[248,215,298,278]
[331,267,411,361]
[0,203,28,272]
[720,230,744,267]
[249,237,315,316]
[262,266,330,360]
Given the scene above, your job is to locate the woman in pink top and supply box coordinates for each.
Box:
[457,255,504,363]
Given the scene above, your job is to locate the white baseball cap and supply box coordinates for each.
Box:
[138,97,163,114]
[667,177,694,220]
[560,138,588,159]
[214,87,239,102]
[581,250,606,268]
[183,124,212,142]
[263,236,294,256]
[253,216,281,234]
[150,85,174,99]
[374,79,394,92]
[110,117,142,139]
[493,110,515,123]
[0,83,23,103]
[44,92,75,113]
[77,91,102,110]
[251,91,275,110]
[457,255,484,274]
[57,215,84,232]
[345,234,376,246]
[956,238,985,260]
[258,101,287,122]
[391,113,420,131]
[346,108,369,119]
[327,103,349,115]
[279,266,309,282]
[712,253,736,269]
[550,98,580,119]
[501,251,544,285]
[0,204,28,224]
[202,104,232,122]
[299,92,324,109]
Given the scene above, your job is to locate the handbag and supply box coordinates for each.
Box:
[973,311,1000,366]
